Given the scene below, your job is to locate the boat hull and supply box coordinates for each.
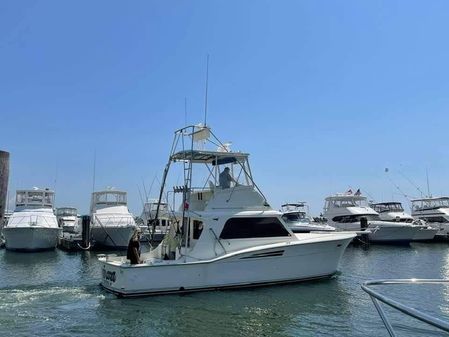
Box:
[91,225,136,250]
[412,227,438,241]
[99,234,354,297]
[368,224,418,244]
[3,227,61,252]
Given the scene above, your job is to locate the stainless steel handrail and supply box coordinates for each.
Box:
[361,279,449,336]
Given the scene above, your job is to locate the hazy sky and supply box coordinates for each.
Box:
[2,1,449,215]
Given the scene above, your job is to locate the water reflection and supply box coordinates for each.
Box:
[2,244,449,336]
[95,278,352,337]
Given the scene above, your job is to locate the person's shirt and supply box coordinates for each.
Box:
[126,238,140,264]
[219,170,232,189]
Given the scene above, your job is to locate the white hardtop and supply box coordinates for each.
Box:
[372,202,404,213]
[325,194,367,202]
[281,202,308,212]
[143,199,169,213]
[411,197,449,212]
[323,192,378,219]
[15,188,55,210]
[411,196,449,202]
[324,193,372,210]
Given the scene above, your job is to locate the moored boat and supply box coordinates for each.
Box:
[372,202,437,241]
[2,188,61,251]
[411,197,449,241]
[281,202,335,233]
[323,192,419,244]
[56,207,79,233]
[90,190,137,250]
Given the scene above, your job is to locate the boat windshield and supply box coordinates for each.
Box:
[332,214,380,223]
[56,208,77,216]
[144,201,168,213]
[16,190,54,207]
[282,212,308,223]
[331,198,367,208]
[93,192,127,205]
[373,203,404,213]
[412,198,449,212]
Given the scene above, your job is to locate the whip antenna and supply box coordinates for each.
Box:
[204,54,210,126]
[92,150,97,193]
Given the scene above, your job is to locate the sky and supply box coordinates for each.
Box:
[1,0,449,215]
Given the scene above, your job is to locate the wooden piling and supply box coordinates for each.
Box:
[0,151,10,224]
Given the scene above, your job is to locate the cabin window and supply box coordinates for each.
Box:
[219,217,290,239]
[193,220,203,239]
[422,216,448,223]
[332,214,379,223]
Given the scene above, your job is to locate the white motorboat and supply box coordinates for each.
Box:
[371,202,437,241]
[140,198,172,241]
[99,124,355,297]
[411,197,449,241]
[281,202,335,233]
[56,207,79,233]
[323,192,419,244]
[2,188,61,251]
[90,190,137,250]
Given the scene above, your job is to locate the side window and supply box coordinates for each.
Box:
[220,217,290,239]
[193,220,203,239]
[424,216,448,223]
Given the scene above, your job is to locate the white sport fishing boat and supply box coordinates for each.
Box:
[2,188,61,251]
[323,192,419,244]
[99,124,355,297]
[371,202,437,241]
[90,190,137,250]
[56,207,79,233]
[411,197,449,241]
[281,202,335,233]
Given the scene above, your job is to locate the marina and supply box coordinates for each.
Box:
[2,124,449,336]
[2,1,449,336]
[2,243,449,336]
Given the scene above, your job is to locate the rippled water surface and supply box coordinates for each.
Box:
[1,243,449,337]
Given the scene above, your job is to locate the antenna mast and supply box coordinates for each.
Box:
[426,168,431,197]
[92,150,97,193]
[203,54,210,126]
[184,97,188,126]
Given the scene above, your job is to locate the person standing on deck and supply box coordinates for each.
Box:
[219,167,237,189]
[126,228,142,264]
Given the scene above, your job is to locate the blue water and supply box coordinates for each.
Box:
[1,243,449,336]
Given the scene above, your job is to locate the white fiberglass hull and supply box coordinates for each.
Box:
[367,223,418,244]
[412,227,438,241]
[99,233,355,297]
[3,227,61,252]
[289,224,335,233]
[91,225,136,250]
[332,222,418,244]
[426,223,449,241]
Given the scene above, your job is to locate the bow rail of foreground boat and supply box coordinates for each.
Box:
[361,279,449,337]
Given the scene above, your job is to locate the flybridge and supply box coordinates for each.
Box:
[15,189,54,208]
